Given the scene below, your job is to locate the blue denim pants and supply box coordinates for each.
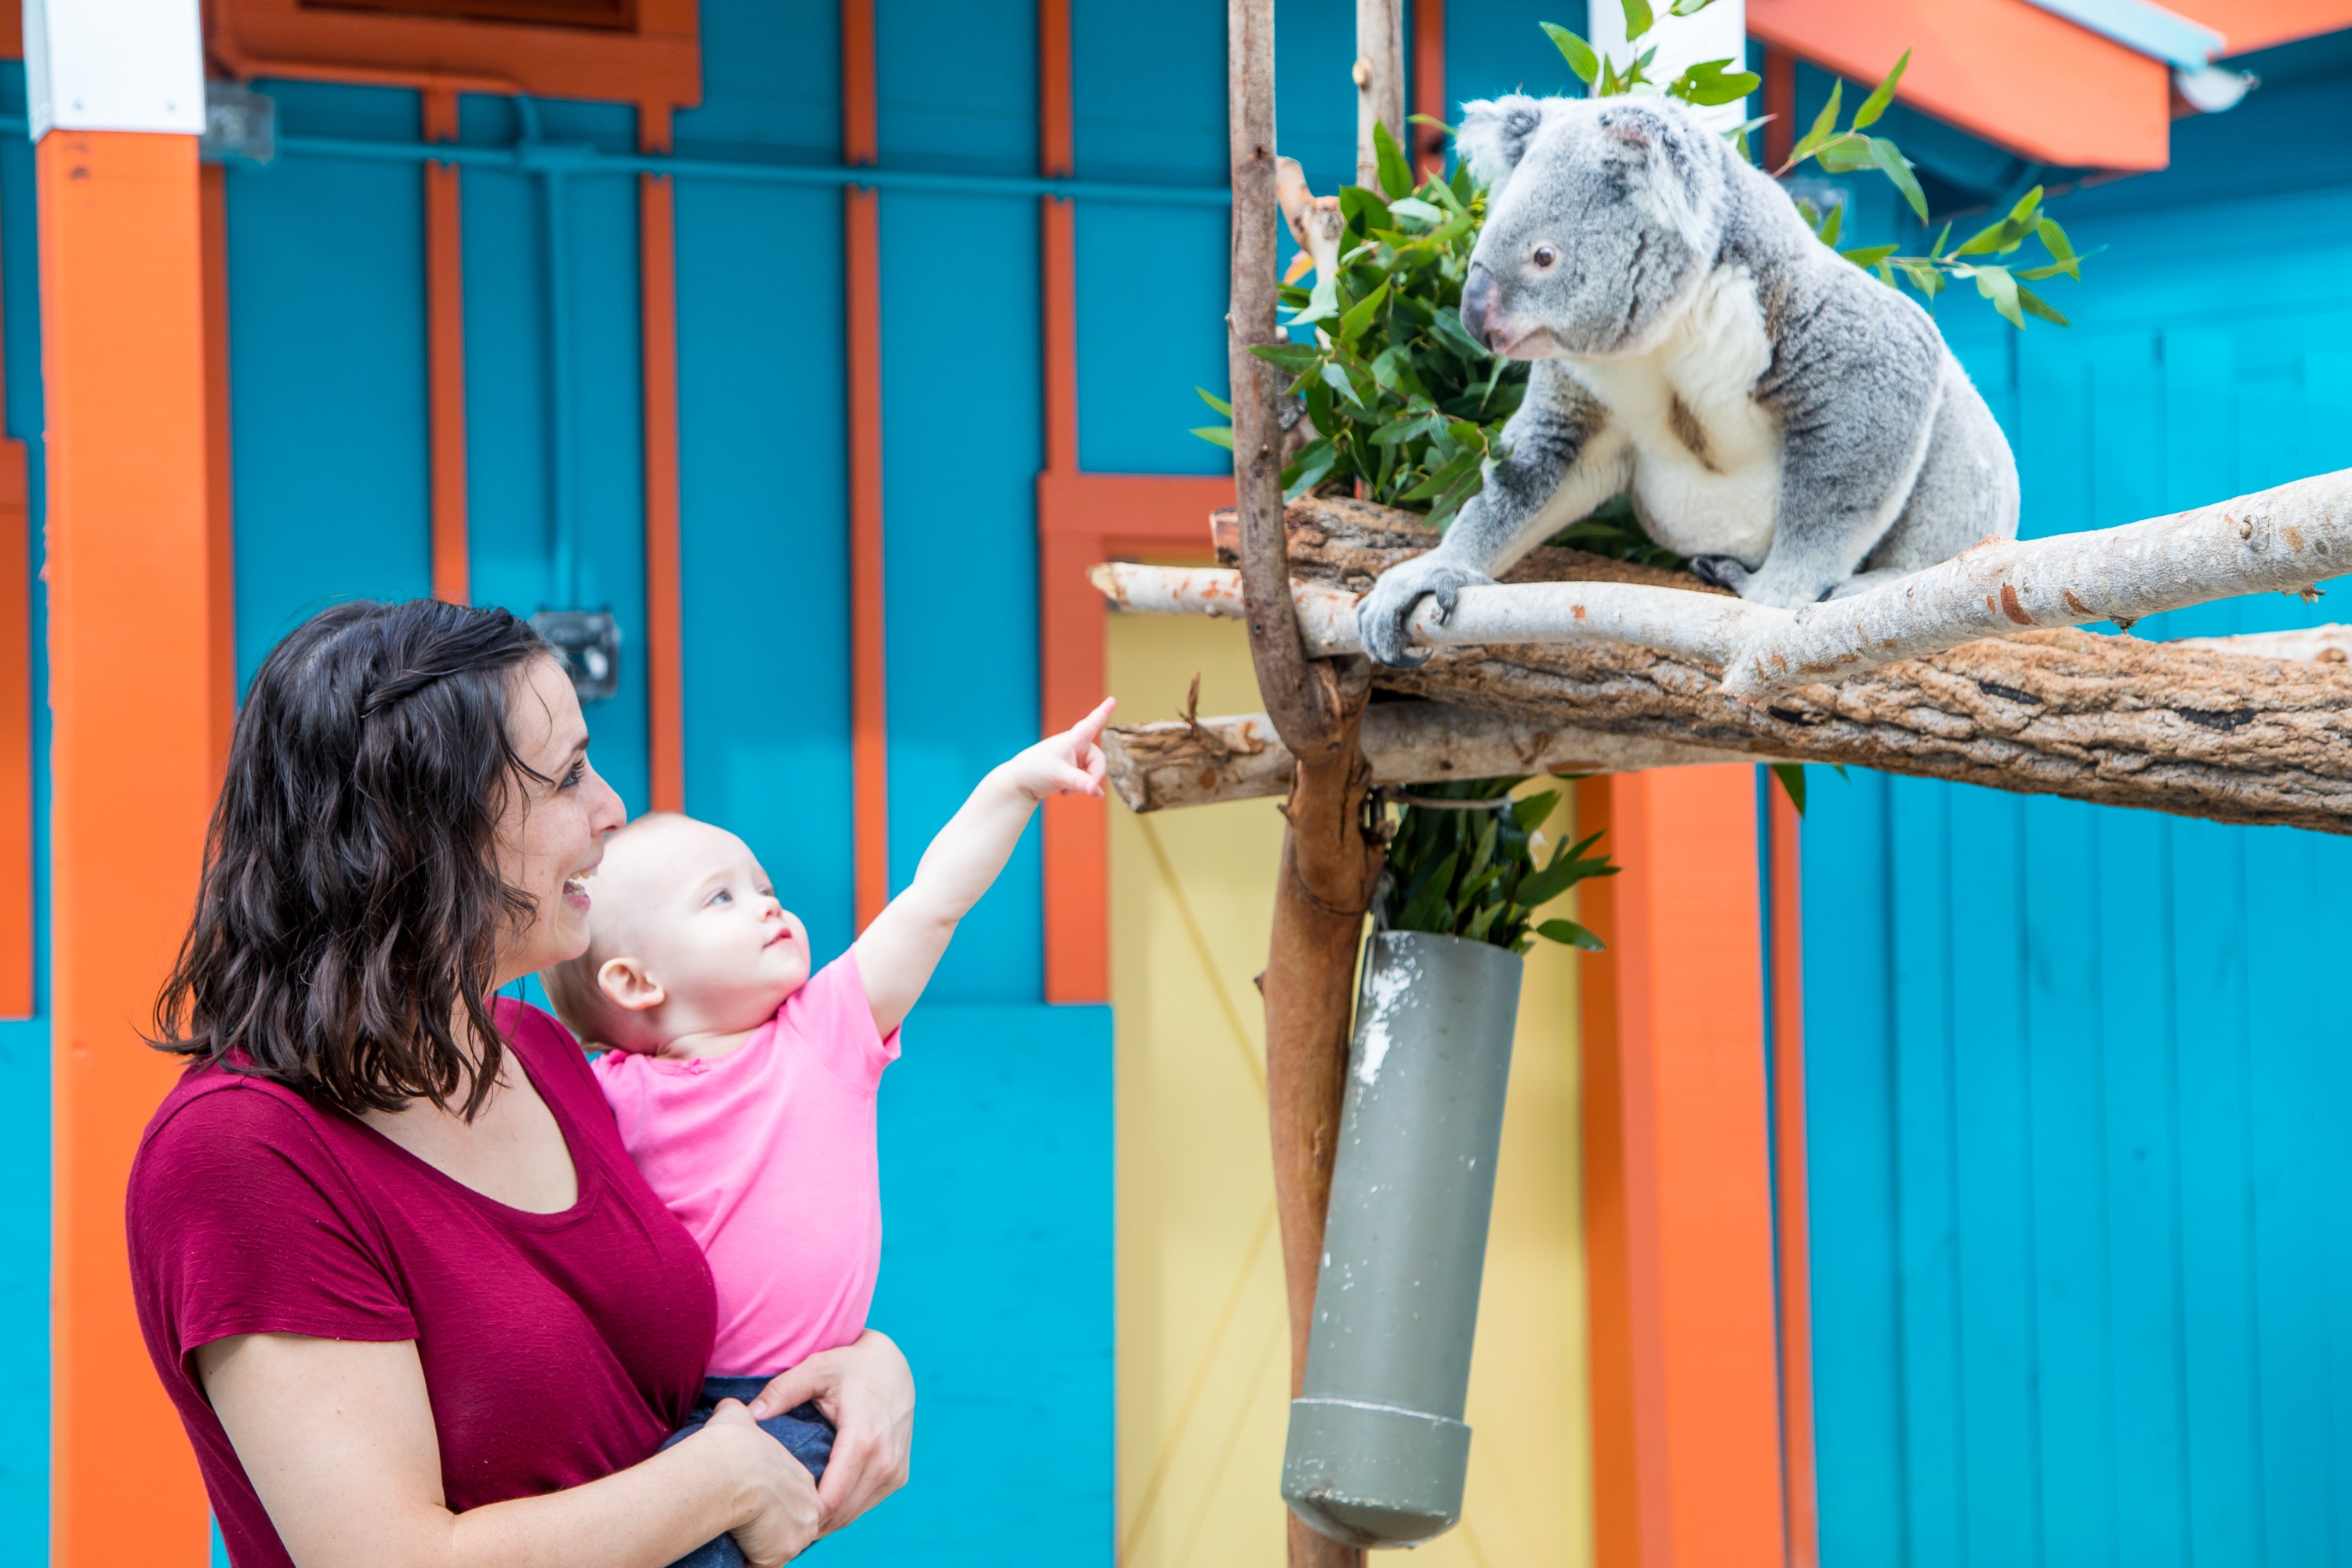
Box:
[659,1376,836,1568]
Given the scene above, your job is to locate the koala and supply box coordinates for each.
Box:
[1356,92,2020,668]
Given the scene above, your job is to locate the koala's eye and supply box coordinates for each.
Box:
[1531,244,1560,270]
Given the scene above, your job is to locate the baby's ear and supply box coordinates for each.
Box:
[1455,96,1547,192]
[597,955,666,1013]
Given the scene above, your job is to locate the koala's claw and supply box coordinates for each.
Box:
[1356,560,1494,668]
[1688,554,1751,594]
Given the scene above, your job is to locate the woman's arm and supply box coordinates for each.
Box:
[199,1334,821,1568]
[745,1330,916,1535]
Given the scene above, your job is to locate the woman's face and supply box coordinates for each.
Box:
[493,655,628,989]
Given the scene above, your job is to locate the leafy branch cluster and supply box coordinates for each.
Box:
[1379,779,1616,953]
[1199,127,1529,525]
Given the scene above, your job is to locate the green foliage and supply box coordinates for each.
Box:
[1379,779,1617,953]
[1202,122,1535,527]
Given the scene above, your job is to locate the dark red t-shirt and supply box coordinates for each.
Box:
[127,1000,717,1568]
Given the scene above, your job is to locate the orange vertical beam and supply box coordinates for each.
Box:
[423,88,468,606]
[41,126,216,1568]
[640,103,686,814]
[1035,0,1104,1001]
[1410,0,1446,178]
[1579,768,1786,1568]
[1574,775,1641,1568]
[0,158,29,1020]
[844,0,889,927]
[1769,785,1820,1568]
[200,162,237,782]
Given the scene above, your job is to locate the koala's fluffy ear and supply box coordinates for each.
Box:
[1595,100,1713,241]
[1455,96,1546,191]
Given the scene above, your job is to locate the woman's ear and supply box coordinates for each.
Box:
[597,955,666,1014]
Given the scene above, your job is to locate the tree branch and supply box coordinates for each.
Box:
[1105,699,1760,812]
[1090,497,2352,833]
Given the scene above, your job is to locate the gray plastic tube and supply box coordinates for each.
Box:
[1281,929,1523,1548]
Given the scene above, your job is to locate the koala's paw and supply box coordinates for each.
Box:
[1688,554,1753,595]
[1356,558,1493,668]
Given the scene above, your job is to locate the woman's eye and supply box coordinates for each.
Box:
[1532,244,1559,269]
[559,760,586,790]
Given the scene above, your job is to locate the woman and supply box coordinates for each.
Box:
[127,600,911,1568]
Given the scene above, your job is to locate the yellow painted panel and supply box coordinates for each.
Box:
[1108,608,1594,1568]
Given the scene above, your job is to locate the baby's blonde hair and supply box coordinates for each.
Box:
[539,811,686,1047]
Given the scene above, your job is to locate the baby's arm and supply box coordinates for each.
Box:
[854,698,1114,1035]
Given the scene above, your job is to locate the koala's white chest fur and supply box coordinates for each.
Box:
[1562,263,1781,564]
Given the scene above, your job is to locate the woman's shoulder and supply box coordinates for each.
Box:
[130,1062,359,1221]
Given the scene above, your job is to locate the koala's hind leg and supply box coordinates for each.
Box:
[1862,358,2020,577]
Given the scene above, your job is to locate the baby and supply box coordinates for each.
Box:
[543,698,1114,1566]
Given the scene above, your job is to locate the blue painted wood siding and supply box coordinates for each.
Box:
[1803,31,2352,1567]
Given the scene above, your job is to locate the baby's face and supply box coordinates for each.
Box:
[593,815,810,1044]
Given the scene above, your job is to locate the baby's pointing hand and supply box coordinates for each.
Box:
[1002,697,1115,803]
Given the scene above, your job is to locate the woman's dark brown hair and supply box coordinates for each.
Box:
[154,598,553,1119]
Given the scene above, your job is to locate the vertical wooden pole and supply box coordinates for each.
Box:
[41,125,216,1568]
[1231,2,1377,1563]
[1769,784,1820,1568]
[423,89,468,607]
[1763,46,1796,172]
[844,0,890,927]
[639,103,686,815]
[1577,768,1787,1568]
[1354,0,1405,187]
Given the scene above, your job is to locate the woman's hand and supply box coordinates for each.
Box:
[747,1330,915,1534]
[695,1400,821,1567]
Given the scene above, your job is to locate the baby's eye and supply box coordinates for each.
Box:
[708,888,732,906]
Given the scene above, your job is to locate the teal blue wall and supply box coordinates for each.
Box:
[1799,30,2352,1567]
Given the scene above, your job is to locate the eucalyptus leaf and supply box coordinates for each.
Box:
[1374,118,1415,201]
[1541,21,1600,85]
[1869,136,1929,222]
[1194,386,1232,416]
[1535,918,1606,951]
[1190,425,1234,450]
[1851,48,1910,129]
[2014,284,2070,327]
[1621,0,1655,44]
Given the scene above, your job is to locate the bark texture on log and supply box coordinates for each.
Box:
[1105,699,1761,812]
[1352,0,1403,188]
[1161,498,2352,834]
[1229,5,1375,1563]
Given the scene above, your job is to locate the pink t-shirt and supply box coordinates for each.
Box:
[593,953,900,1377]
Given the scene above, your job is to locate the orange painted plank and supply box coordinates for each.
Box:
[846,188,887,928]
[1749,0,2174,170]
[201,162,238,785]
[1041,198,1077,478]
[842,0,887,926]
[1411,0,1446,178]
[1573,777,1640,1568]
[423,88,467,607]
[1769,786,1819,1568]
[1036,472,1229,1004]
[1581,768,1784,1566]
[0,437,28,1022]
[40,127,216,1568]
[2167,0,2352,53]
[640,106,685,816]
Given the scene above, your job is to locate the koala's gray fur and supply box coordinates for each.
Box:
[1356,92,2019,668]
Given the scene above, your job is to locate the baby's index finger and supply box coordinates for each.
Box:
[1068,695,1116,746]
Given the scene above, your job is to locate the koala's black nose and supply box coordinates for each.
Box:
[1459,261,1497,350]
